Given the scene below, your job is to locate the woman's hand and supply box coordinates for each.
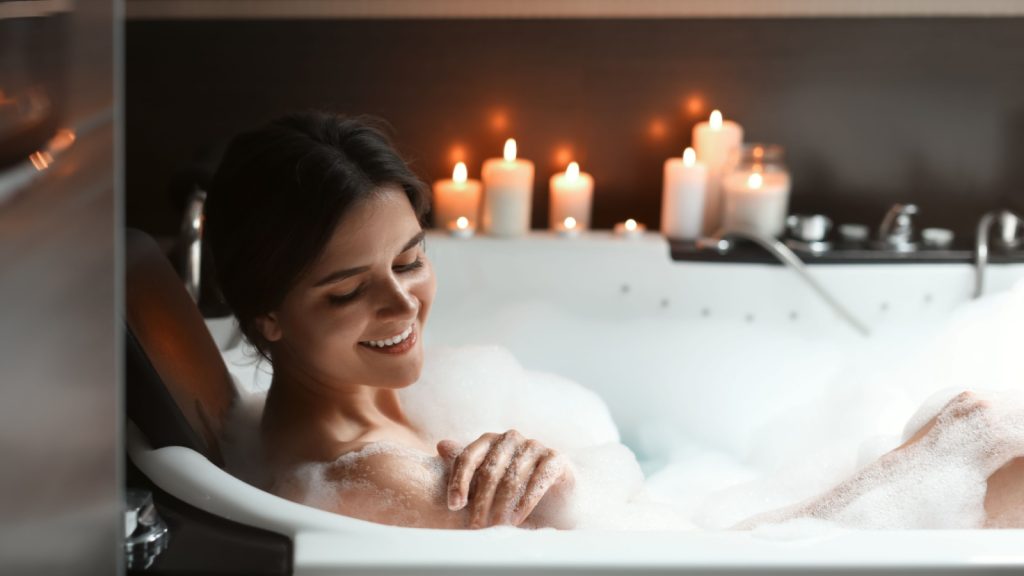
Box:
[437,430,573,529]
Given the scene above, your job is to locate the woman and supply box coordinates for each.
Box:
[205,111,1022,530]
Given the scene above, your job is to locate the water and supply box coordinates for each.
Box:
[220,280,1024,531]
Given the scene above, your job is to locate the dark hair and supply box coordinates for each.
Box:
[204,111,429,358]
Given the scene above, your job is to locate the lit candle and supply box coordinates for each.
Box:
[720,168,791,237]
[432,161,483,230]
[549,161,594,231]
[481,138,535,237]
[614,218,647,239]
[660,147,707,240]
[692,110,743,235]
[557,216,581,238]
[447,215,475,239]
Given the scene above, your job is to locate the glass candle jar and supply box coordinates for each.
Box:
[720,144,791,237]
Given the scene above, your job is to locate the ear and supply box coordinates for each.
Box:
[253,312,283,343]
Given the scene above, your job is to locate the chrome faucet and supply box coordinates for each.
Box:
[706,228,871,337]
[974,209,1023,299]
[877,203,918,252]
[179,188,207,302]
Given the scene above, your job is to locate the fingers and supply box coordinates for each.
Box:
[468,430,523,528]
[446,433,497,511]
[511,450,568,526]
[490,439,546,526]
[436,440,461,464]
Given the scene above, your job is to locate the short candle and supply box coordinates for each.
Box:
[549,161,594,231]
[432,161,482,230]
[660,146,708,240]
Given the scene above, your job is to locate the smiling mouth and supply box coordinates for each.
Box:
[359,325,417,355]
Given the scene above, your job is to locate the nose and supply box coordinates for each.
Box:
[376,275,418,321]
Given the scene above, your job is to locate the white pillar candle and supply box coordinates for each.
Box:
[481,138,535,237]
[549,161,594,230]
[432,161,482,230]
[720,170,792,237]
[692,110,743,235]
[660,147,707,240]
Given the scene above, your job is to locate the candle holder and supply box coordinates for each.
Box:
[614,219,646,239]
[720,144,791,237]
[447,217,475,239]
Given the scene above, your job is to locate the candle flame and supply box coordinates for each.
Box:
[747,172,764,189]
[503,138,517,162]
[683,147,697,166]
[452,161,467,183]
[456,216,469,230]
[564,216,577,230]
[625,219,637,231]
[709,109,723,130]
[565,161,580,181]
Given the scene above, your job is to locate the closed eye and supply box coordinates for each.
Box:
[393,257,424,274]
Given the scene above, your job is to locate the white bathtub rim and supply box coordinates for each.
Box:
[128,424,1024,572]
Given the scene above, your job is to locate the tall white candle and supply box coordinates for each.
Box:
[721,170,791,237]
[661,147,707,240]
[692,110,743,235]
[432,161,483,230]
[481,138,535,237]
[549,161,594,230]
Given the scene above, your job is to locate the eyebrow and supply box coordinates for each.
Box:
[313,230,425,287]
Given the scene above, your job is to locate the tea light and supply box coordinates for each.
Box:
[660,147,707,240]
[549,161,594,230]
[692,110,743,235]
[614,218,646,239]
[433,161,482,230]
[557,216,581,238]
[447,216,475,239]
[481,138,535,237]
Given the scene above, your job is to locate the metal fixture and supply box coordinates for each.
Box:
[974,209,1023,299]
[125,488,170,570]
[179,188,207,302]
[786,214,832,253]
[838,223,870,247]
[921,227,954,249]
[706,229,871,337]
[877,203,918,252]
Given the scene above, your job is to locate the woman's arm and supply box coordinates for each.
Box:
[279,432,575,530]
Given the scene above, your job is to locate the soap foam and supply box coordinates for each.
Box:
[218,279,1024,531]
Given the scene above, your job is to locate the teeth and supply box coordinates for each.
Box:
[363,326,413,348]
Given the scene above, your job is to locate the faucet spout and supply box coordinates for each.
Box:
[710,228,872,338]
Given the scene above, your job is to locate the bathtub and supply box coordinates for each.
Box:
[128,231,1024,575]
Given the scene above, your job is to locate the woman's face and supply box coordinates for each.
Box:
[259,186,436,392]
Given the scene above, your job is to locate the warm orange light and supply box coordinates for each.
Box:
[747,172,763,189]
[684,94,706,117]
[710,109,723,130]
[625,219,638,232]
[48,129,77,153]
[752,145,764,160]
[503,138,517,162]
[565,161,580,182]
[648,118,667,140]
[452,161,467,183]
[490,110,509,132]
[554,146,573,167]
[456,216,469,230]
[563,216,577,230]
[448,144,467,165]
[29,150,53,171]
[683,147,697,167]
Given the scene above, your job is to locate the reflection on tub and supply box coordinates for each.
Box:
[218,276,1024,533]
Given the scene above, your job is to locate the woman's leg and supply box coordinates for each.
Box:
[985,457,1024,528]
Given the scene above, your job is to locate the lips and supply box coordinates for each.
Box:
[359,325,417,355]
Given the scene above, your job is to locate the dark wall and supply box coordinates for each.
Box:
[126,18,1024,240]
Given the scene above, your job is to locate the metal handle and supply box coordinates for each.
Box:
[125,489,170,570]
[877,203,918,252]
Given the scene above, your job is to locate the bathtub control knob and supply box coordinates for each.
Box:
[125,488,170,570]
